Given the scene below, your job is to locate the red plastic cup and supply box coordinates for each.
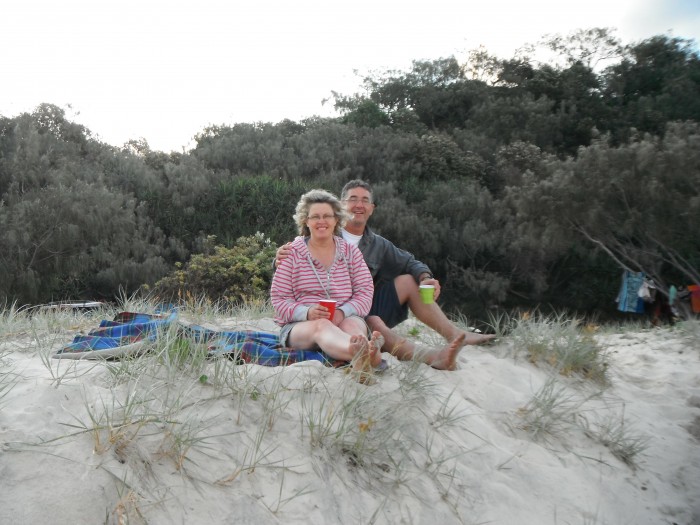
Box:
[319,299,337,320]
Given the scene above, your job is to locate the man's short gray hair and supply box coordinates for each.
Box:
[341,179,374,201]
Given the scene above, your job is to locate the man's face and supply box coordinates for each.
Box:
[343,187,374,228]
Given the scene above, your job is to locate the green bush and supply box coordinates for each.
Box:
[152,233,277,305]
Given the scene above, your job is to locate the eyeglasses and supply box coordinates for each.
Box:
[307,214,336,222]
[344,197,372,205]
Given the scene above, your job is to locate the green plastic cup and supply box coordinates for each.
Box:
[419,284,435,304]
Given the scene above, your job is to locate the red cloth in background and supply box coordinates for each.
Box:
[688,285,700,313]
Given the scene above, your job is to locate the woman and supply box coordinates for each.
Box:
[271,189,382,376]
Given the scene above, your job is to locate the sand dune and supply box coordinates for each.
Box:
[1,310,698,525]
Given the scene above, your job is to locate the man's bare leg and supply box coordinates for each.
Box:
[419,333,466,371]
[393,275,496,346]
[368,315,468,370]
[366,315,417,360]
[367,330,383,367]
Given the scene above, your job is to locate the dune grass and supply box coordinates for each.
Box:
[516,377,590,442]
[2,299,660,522]
[11,299,478,522]
[487,310,649,467]
[581,409,649,467]
[72,300,476,512]
[0,347,19,408]
[491,310,609,383]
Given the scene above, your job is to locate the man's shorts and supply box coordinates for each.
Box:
[368,280,409,329]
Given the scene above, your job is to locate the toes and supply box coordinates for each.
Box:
[350,345,375,385]
[371,331,384,348]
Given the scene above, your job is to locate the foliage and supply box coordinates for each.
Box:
[538,27,624,69]
[211,176,307,246]
[339,100,391,128]
[152,233,278,305]
[604,35,700,141]
[1,29,699,322]
[509,121,700,299]
[0,179,172,304]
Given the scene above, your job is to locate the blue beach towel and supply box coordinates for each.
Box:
[54,310,345,367]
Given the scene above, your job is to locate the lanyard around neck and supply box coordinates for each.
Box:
[308,254,332,299]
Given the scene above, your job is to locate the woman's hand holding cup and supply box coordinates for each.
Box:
[307,300,339,321]
[319,299,337,321]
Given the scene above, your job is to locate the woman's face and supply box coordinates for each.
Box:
[306,203,337,240]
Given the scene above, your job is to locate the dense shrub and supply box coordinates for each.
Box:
[151,233,277,304]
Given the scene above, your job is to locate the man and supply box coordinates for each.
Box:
[275,179,494,370]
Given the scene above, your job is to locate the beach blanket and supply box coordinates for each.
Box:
[53,311,176,359]
[53,310,345,367]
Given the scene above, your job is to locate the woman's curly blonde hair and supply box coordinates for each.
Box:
[293,189,349,237]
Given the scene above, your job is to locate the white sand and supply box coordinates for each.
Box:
[1,315,699,525]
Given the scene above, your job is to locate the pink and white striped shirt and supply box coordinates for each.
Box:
[271,236,374,325]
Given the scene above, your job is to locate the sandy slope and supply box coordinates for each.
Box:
[0,316,698,525]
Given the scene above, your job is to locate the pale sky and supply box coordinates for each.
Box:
[2,0,699,152]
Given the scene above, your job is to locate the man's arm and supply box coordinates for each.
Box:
[273,242,293,270]
[364,231,432,284]
[361,230,441,299]
[417,272,434,283]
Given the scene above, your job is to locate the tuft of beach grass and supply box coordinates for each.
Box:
[504,310,610,383]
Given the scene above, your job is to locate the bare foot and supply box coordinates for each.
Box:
[463,331,496,345]
[427,333,466,371]
[366,315,414,360]
[368,331,383,367]
[349,335,374,384]
[348,334,367,358]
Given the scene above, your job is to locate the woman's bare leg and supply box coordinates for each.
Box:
[287,319,356,360]
[350,332,383,384]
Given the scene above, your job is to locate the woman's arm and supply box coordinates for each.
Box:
[270,253,310,324]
